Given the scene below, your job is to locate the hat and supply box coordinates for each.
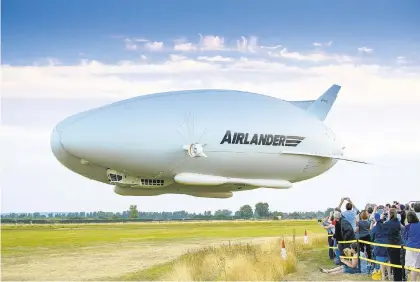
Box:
[375,213,381,222]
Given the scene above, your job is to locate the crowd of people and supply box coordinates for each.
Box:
[319,197,420,281]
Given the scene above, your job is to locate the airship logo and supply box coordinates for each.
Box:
[220,130,305,147]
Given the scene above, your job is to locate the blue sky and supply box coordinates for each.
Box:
[3,0,420,65]
[2,0,420,213]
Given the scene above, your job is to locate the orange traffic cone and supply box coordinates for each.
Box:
[281,239,287,259]
[304,229,308,244]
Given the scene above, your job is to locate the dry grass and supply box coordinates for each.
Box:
[161,235,326,281]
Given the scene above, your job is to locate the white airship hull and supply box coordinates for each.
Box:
[50,85,368,198]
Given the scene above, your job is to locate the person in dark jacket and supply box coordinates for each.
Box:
[403,211,420,282]
[371,212,391,280]
[399,204,407,226]
[384,208,403,281]
[333,210,356,260]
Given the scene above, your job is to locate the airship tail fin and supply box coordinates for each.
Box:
[305,84,341,121]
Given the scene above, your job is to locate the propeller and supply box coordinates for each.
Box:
[176,112,208,158]
[152,112,208,179]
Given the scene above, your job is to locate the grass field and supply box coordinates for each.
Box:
[1,220,322,256]
[1,220,370,281]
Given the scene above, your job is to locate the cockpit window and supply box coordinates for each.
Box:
[109,174,123,182]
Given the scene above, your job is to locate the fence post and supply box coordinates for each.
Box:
[357,239,361,273]
[401,245,405,281]
[293,229,295,244]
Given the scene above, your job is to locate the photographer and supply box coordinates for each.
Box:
[337,197,359,232]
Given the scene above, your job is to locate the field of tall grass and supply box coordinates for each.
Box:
[160,235,326,281]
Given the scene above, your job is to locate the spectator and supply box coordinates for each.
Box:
[330,212,341,265]
[337,197,359,232]
[413,202,420,219]
[322,212,336,260]
[403,211,420,282]
[357,210,372,261]
[368,206,374,220]
[384,208,403,281]
[400,204,407,226]
[333,210,356,259]
[319,243,368,275]
[371,212,391,280]
[370,204,383,221]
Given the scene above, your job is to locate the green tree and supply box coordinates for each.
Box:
[204,211,212,217]
[129,205,139,218]
[214,209,232,218]
[255,202,269,218]
[325,208,334,217]
[239,205,253,219]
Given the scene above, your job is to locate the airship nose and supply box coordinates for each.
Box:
[50,109,101,161]
[56,115,95,158]
[53,108,116,165]
[50,127,63,160]
[50,112,112,184]
[50,124,77,169]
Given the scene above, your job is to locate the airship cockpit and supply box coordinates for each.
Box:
[106,169,167,187]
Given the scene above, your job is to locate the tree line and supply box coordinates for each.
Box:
[1,202,335,223]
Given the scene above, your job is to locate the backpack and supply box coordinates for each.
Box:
[341,217,356,241]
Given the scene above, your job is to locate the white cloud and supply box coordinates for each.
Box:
[124,38,137,51]
[313,41,333,47]
[197,55,233,62]
[169,54,188,61]
[174,42,197,52]
[2,53,420,107]
[236,36,259,52]
[199,34,224,50]
[358,46,373,53]
[396,56,406,64]
[33,57,61,66]
[133,38,149,42]
[268,48,353,63]
[122,38,149,50]
[260,45,283,50]
[144,41,164,51]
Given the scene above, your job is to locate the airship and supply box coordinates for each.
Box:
[50,84,368,199]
